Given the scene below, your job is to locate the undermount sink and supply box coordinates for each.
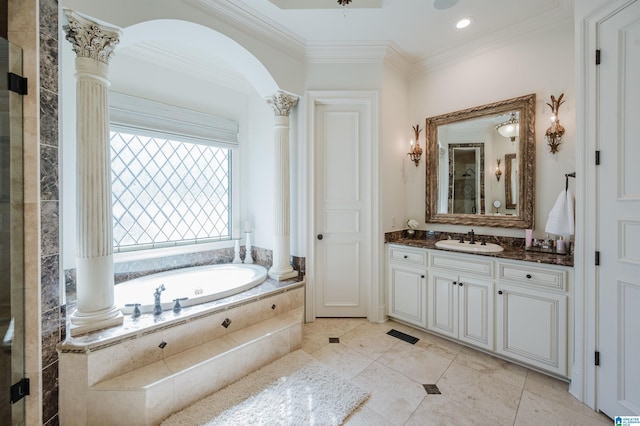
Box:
[435,239,504,253]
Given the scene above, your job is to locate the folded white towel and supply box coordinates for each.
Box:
[545,188,575,237]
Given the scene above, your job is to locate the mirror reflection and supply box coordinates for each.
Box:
[426,94,535,228]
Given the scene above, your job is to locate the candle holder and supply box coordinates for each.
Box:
[244,232,254,264]
[232,239,242,264]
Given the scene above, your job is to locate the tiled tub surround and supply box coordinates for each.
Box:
[385,230,574,267]
[58,277,304,425]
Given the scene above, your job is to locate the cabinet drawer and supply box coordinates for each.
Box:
[429,253,493,278]
[388,246,428,267]
[498,262,566,291]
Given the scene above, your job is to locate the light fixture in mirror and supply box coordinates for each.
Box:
[425,93,535,228]
[495,112,519,142]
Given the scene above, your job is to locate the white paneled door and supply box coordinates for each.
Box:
[597,0,640,417]
[313,96,372,318]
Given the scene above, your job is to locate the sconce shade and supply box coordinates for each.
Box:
[495,113,519,142]
[495,158,502,181]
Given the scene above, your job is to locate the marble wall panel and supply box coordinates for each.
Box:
[40,253,59,312]
[41,306,59,368]
[41,361,58,425]
[39,200,58,257]
[39,143,57,200]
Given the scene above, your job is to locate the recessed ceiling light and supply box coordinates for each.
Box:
[456,17,473,29]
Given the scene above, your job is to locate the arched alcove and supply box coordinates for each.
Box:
[119,19,279,98]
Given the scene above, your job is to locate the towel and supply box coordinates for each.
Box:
[545,188,575,237]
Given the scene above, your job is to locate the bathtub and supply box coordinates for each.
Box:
[115,263,268,314]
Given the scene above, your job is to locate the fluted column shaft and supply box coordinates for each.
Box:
[267,92,298,281]
[64,10,123,334]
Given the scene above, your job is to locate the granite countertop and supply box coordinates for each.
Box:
[386,231,573,267]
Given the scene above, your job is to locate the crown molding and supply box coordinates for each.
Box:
[183,0,306,60]
[118,42,251,94]
[306,41,411,75]
[410,5,573,77]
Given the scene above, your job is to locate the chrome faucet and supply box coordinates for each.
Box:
[153,284,166,316]
[468,229,476,245]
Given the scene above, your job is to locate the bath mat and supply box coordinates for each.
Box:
[161,350,369,426]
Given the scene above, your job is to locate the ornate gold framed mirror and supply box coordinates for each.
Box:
[425,93,535,228]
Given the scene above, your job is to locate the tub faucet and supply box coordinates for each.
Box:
[153,284,166,316]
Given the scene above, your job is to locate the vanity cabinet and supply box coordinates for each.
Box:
[427,270,494,350]
[387,246,428,328]
[386,244,571,377]
[495,261,568,376]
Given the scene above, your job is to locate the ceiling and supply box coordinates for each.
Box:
[117,0,573,89]
[228,0,572,64]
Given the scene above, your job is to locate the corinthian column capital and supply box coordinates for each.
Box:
[63,10,122,64]
[267,91,298,117]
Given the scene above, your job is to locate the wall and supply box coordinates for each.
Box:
[407,21,575,238]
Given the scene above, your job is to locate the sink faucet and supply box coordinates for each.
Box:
[468,229,476,245]
[153,284,166,316]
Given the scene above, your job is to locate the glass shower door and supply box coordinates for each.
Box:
[0,37,25,426]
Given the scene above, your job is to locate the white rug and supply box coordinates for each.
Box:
[162,350,369,426]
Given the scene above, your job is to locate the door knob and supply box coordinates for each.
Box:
[317,234,323,240]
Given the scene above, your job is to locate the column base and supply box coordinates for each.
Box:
[69,305,123,337]
[268,266,299,281]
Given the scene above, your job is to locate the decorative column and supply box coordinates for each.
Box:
[266,92,298,281]
[64,10,123,335]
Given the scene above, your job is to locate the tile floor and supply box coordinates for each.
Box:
[301,318,612,426]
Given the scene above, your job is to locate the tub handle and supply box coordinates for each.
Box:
[125,303,141,319]
[173,297,188,313]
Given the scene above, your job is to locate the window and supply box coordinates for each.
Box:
[109,93,239,253]
[111,131,231,252]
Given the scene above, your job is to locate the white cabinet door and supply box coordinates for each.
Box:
[458,277,494,350]
[427,271,458,339]
[428,272,494,350]
[388,264,427,328]
[496,284,567,376]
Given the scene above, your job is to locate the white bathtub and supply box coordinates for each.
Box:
[115,263,268,314]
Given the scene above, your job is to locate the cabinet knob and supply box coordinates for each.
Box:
[404,255,408,259]
[317,234,323,240]
[526,274,532,279]
[459,282,463,286]
[498,290,503,295]
[421,275,425,279]
[452,281,457,285]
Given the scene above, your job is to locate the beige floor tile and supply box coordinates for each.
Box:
[343,405,392,426]
[378,341,453,384]
[515,390,612,426]
[405,394,497,426]
[304,317,367,338]
[523,370,607,422]
[353,361,427,425]
[301,324,329,354]
[311,342,374,380]
[453,346,528,390]
[340,322,400,359]
[437,362,521,426]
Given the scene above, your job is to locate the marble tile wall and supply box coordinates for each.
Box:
[39,0,60,425]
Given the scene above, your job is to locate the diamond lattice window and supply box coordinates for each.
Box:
[111,130,231,252]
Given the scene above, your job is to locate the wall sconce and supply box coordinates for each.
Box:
[495,159,502,181]
[545,93,565,154]
[407,124,423,167]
